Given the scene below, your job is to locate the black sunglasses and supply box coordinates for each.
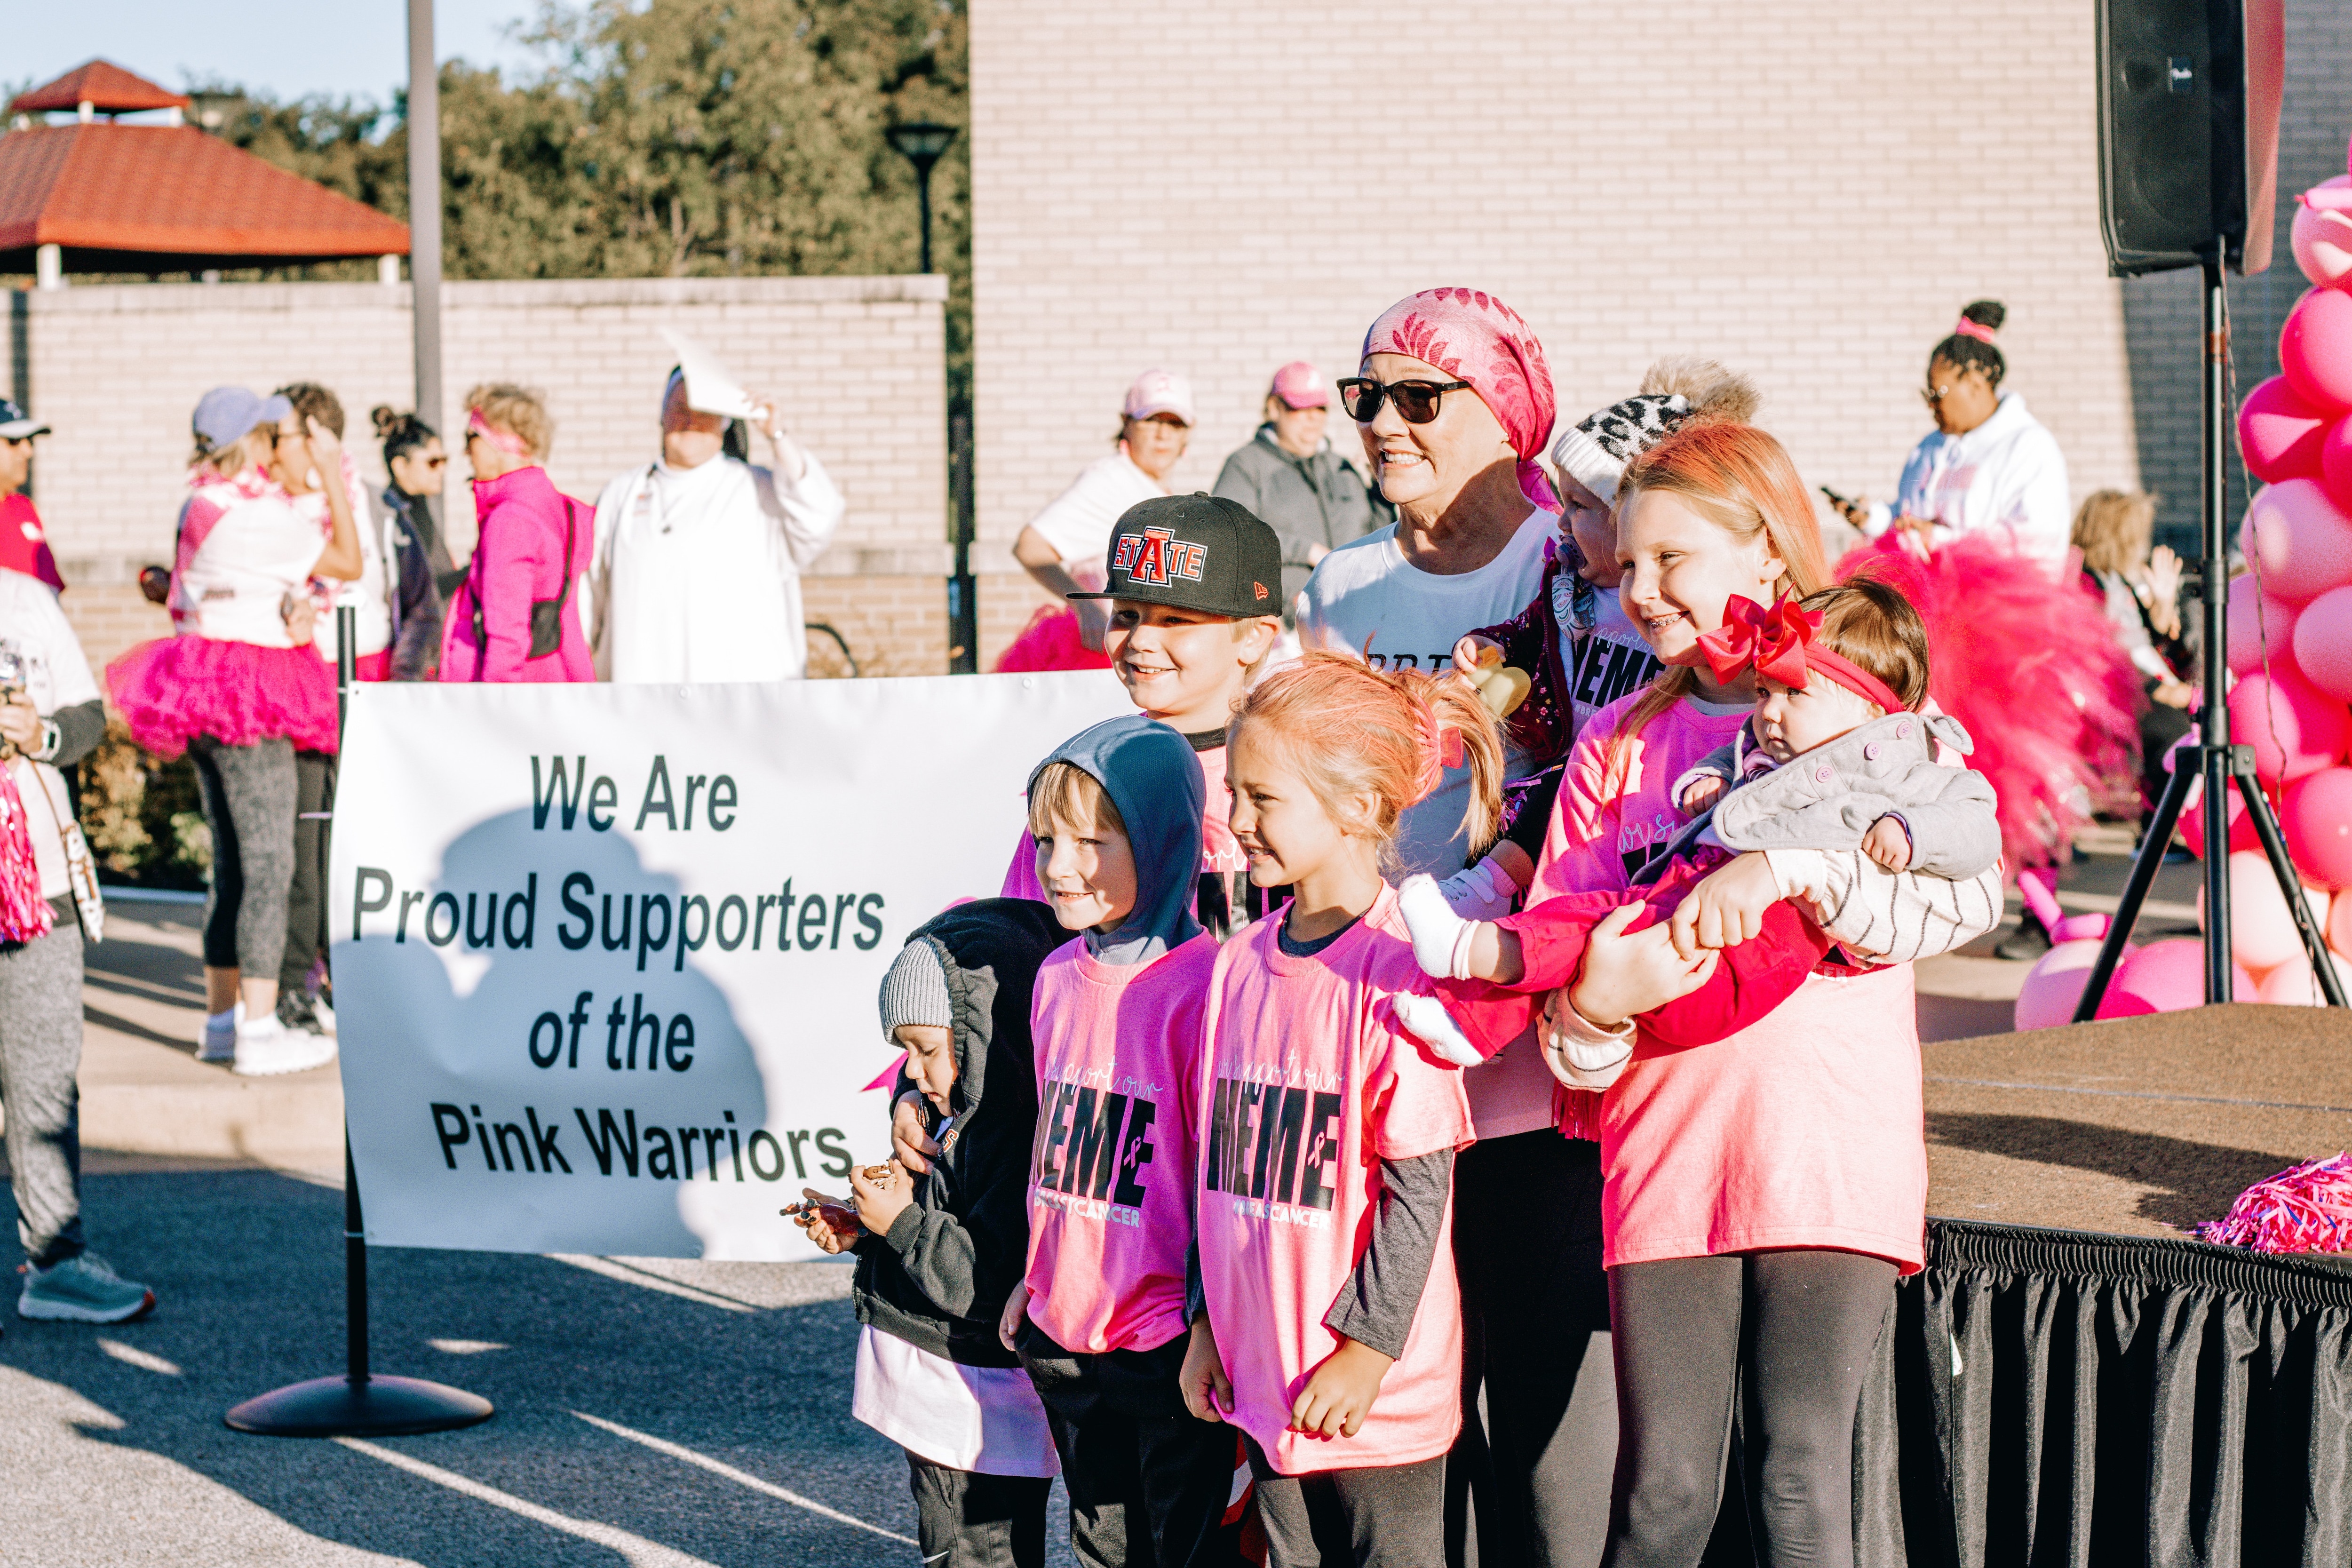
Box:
[1336,377,1473,424]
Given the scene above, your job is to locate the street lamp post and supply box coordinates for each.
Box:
[885,122,975,673]
[884,122,956,275]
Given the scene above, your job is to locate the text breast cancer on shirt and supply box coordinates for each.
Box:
[329,674,1132,1260]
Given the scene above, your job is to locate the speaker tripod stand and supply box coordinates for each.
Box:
[2070,260,2345,1019]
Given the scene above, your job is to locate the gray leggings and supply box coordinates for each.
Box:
[1603,1250,1896,1568]
[190,735,296,981]
[0,914,86,1266]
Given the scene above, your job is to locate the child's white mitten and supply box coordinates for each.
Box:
[1391,991,1485,1068]
[1398,873,1479,979]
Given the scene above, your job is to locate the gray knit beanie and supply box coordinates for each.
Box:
[878,939,953,1041]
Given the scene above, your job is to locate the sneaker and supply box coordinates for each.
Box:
[278,988,334,1038]
[18,1253,156,1323]
[198,1010,237,1064]
[1994,914,2053,963]
[233,1015,337,1077]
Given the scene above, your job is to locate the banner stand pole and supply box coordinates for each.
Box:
[224,604,494,1437]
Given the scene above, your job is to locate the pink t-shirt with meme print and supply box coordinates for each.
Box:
[1022,932,1218,1356]
[1194,884,1474,1476]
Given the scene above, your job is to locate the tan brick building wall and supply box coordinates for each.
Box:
[14,275,951,676]
[969,0,2348,598]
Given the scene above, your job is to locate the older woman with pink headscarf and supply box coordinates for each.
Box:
[1296,287,1611,1568]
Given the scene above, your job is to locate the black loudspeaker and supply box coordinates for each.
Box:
[2095,0,2282,277]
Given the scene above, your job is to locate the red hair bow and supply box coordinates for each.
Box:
[1696,595,1820,688]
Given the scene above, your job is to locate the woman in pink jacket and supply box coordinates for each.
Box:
[441,383,591,683]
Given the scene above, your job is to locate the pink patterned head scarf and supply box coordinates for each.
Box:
[1361,287,1559,512]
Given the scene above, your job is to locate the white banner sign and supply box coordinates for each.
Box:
[329,671,1131,1259]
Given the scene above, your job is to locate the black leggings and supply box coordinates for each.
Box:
[1602,1250,1895,1568]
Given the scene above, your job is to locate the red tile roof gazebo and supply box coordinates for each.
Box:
[0,60,409,279]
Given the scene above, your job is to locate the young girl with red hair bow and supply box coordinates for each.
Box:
[1177,653,1499,1566]
[1391,575,2006,1077]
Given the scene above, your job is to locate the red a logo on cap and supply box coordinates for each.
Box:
[1112,526,1206,586]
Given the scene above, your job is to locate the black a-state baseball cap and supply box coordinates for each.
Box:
[1069,493,1283,618]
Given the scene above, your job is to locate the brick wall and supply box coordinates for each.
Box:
[12,275,951,675]
[969,0,2344,582]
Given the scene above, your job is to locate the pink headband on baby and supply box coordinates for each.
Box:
[1697,595,1907,715]
[1950,317,1997,343]
[467,408,531,458]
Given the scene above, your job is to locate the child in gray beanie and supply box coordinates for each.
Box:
[788,897,1067,1568]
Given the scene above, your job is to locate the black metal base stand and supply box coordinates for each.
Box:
[223,1139,493,1438]
[226,605,493,1438]
[2070,260,2347,1020]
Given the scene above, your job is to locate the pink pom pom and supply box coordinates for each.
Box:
[2290,584,2352,700]
[2284,768,2352,889]
[2199,1152,2352,1253]
[2239,478,2352,602]
[2281,288,2352,412]
[2241,375,2332,483]
[2013,938,2127,1030]
[2227,666,2352,785]
[2096,936,2227,1017]
[2292,177,2352,290]
[2226,572,2301,677]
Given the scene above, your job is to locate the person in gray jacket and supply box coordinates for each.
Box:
[1210,362,1389,618]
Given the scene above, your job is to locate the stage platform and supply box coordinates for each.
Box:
[1922,1003,2352,1242]
[1831,1003,2352,1568]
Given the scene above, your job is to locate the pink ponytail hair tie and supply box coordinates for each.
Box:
[1411,707,1468,805]
[466,408,531,459]
[1951,318,1997,344]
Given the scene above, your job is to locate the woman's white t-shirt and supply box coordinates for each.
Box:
[1294,510,1557,1138]
[1025,451,1166,568]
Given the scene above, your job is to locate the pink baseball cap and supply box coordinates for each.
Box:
[1269,361,1330,410]
[1122,368,1194,427]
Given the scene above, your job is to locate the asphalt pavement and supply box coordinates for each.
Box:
[0,836,2213,1566]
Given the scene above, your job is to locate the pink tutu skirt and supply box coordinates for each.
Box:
[993,606,1112,674]
[1836,535,2138,873]
[106,637,340,757]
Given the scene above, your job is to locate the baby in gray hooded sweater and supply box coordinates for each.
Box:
[1394,577,2005,1080]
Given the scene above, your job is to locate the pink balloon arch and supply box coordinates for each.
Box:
[2015,152,2352,1028]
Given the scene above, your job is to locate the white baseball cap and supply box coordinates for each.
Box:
[1121,368,1194,427]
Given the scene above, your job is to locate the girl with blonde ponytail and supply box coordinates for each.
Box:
[1176,653,1492,1561]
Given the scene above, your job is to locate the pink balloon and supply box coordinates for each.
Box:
[2292,585,2352,701]
[2241,375,2332,482]
[2226,572,2302,677]
[2174,752,2262,859]
[2227,666,2352,785]
[2284,768,2352,889]
[2281,288,2352,412]
[2205,849,2330,970]
[2254,949,2352,1006]
[2015,938,2127,1030]
[2098,937,2235,1017]
[2328,416,2352,512]
[2240,479,2352,602]
[2329,886,2352,956]
[2293,177,2352,290]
